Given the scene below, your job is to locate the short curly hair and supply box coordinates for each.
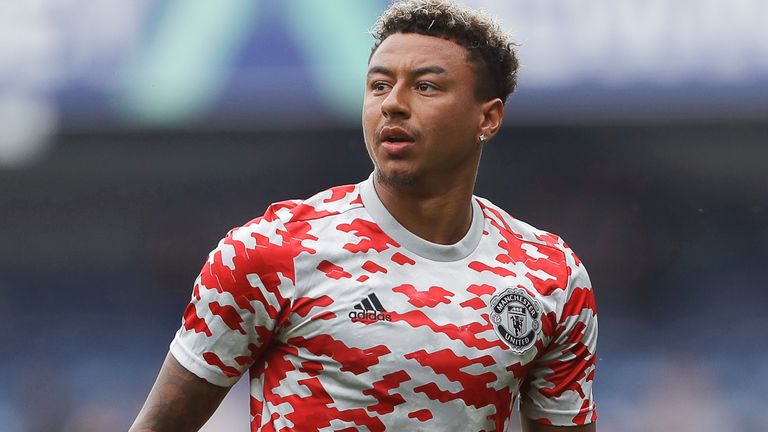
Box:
[370,0,519,103]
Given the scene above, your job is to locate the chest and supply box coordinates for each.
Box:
[277,243,549,387]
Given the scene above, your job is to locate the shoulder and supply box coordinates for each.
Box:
[209,183,364,268]
[259,183,363,227]
[475,196,587,295]
[199,183,364,292]
[230,183,364,238]
[475,196,569,254]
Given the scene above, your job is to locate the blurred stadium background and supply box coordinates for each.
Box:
[1,1,766,431]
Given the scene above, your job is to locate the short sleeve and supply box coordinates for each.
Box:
[520,244,598,426]
[170,210,297,387]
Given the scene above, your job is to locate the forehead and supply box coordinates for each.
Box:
[369,32,471,73]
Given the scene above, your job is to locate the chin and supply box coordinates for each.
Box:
[375,167,420,188]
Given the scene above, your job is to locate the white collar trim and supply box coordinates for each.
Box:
[359,173,484,262]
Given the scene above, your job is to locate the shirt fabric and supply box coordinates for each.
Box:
[170,175,598,431]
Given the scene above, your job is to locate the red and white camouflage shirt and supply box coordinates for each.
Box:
[170,175,597,431]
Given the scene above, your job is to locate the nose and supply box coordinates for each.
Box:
[380,83,410,119]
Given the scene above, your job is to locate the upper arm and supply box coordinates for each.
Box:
[519,242,598,426]
[522,415,596,432]
[169,217,297,387]
[129,352,231,432]
[132,214,297,430]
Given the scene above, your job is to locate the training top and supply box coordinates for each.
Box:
[170,175,598,431]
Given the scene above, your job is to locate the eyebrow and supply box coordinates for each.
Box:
[367,65,447,78]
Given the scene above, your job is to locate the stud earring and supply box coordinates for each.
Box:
[479,134,486,143]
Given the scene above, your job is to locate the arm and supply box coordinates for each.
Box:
[519,240,598,429]
[129,352,231,432]
[522,416,596,432]
[131,213,295,431]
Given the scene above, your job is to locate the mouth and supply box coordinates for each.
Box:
[378,126,416,154]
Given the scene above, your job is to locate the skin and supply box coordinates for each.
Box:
[128,353,230,432]
[130,31,595,432]
[523,417,597,432]
[363,32,503,244]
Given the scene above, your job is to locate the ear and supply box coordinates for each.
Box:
[478,98,504,142]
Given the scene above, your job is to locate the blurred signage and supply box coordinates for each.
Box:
[1,0,766,136]
[470,0,768,86]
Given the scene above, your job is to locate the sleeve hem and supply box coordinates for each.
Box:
[169,336,241,388]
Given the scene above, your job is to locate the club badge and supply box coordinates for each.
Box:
[490,287,541,353]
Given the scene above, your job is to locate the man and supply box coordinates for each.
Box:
[130,1,598,431]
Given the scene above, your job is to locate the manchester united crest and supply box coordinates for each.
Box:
[490,287,541,353]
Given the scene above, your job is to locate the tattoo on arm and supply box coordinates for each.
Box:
[129,352,231,432]
[522,416,596,432]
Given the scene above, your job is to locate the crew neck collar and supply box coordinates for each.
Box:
[359,173,484,262]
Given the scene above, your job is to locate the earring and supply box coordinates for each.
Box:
[479,134,486,143]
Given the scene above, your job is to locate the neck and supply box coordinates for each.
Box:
[373,169,477,245]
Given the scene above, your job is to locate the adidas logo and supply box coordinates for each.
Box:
[348,293,392,322]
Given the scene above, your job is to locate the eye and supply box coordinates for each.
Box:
[371,81,391,93]
[416,82,436,93]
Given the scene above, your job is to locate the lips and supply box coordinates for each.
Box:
[379,126,416,155]
[380,126,415,142]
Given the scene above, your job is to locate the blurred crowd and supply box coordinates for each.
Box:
[1,124,766,431]
[2,1,767,431]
